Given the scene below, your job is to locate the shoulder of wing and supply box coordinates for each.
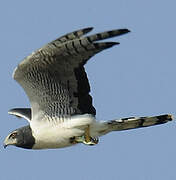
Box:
[8,108,31,122]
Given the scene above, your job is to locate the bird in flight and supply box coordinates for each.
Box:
[4,27,173,150]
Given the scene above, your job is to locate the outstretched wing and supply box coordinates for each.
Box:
[8,108,31,122]
[13,27,130,121]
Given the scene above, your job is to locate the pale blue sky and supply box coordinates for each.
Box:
[1,1,176,180]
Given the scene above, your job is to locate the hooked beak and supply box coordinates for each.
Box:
[3,136,13,149]
[3,136,9,149]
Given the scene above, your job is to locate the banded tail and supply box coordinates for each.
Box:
[100,114,173,135]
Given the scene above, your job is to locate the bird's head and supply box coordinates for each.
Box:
[3,126,35,149]
[4,129,23,148]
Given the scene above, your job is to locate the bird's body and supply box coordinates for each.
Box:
[4,27,173,150]
[31,114,96,149]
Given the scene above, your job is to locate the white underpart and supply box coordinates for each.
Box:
[31,114,102,149]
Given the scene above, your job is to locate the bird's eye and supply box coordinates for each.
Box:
[9,132,17,139]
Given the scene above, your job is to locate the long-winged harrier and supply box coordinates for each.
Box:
[4,27,173,149]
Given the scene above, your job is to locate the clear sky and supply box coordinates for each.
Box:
[1,0,176,180]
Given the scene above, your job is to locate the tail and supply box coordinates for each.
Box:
[98,114,173,136]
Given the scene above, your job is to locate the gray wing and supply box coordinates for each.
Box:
[13,27,130,120]
[8,108,31,122]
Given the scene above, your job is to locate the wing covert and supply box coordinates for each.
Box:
[13,27,130,120]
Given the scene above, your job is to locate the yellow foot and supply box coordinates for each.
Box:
[75,136,99,145]
[75,125,99,146]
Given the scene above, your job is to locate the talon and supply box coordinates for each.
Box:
[74,125,99,146]
[88,137,99,145]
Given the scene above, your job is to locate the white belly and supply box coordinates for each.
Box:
[32,126,84,149]
[31,114,95,149]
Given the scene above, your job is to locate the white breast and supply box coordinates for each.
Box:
[30,114,95,149]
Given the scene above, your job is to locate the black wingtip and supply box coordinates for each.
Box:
[105,42,120,48]
[94,42,120,49]
[109,42,120,46]
[83,27,94,34]
[118,29,131,34]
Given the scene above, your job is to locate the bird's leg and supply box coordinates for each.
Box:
[85,125,91,143]
[74,125,99,145]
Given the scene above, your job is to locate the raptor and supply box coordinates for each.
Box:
[4,27,173,149]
